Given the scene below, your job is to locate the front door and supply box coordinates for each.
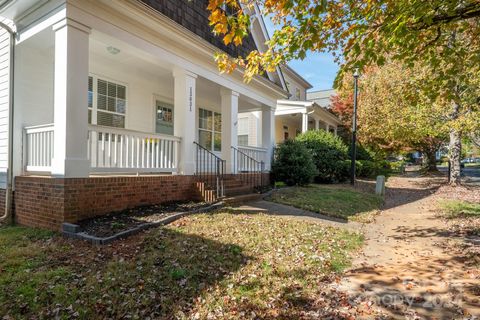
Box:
[155,100,174,135]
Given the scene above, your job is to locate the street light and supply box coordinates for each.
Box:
[350,68,359,185]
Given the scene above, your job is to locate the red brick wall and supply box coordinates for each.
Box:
[14,175,201,231]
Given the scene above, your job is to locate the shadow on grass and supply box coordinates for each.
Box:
[0,226,251,319]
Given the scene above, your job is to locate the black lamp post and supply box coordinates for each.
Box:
[350,68,359,185]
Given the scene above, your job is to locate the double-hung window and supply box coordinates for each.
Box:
[238,117,249,146]
[198,108,221,151]
[88,76,126,128]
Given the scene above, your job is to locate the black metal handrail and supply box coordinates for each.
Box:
[231,146,265,189]
[194,142,225,198]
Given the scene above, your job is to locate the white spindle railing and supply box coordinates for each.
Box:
[238,146,267,164]
[88,125,181,173]
[24,124,55,172]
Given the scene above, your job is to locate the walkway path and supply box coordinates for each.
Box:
[338,176,480,319]
[239,176,480,319]
[233,199,365,231]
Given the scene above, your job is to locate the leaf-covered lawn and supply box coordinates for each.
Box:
[268,184,383,221]
[0,213,363,319]
[439,200,480,218]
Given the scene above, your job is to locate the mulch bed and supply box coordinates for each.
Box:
[77,201,210,238]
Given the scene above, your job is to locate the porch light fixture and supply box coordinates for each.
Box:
[107,46,120,55]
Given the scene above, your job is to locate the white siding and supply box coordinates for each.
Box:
[0,18,13,188]
[237,111,261,147]
[283,73,307,101]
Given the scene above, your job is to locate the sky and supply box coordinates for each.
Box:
[262,16,339,92]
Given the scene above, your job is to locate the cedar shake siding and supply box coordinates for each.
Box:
[140,0,258,58]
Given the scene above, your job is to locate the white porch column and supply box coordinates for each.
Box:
[301,112,309,133]
[315,119,320,130]
[51,19,91,177]
[173,68,197,175]
[220,89,239,174]
[334,126,338,136]
[326,123,330,132]
[262,107,275,170]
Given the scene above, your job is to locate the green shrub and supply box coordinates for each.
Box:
[272,140,317,186]
[349,144,374,161]
[296,130,349,183]
[390,161,406,174]
[356,160,392,178]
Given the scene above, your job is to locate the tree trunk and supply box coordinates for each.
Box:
[449,128,462,185]
[448,99,462,185]
[424,147,438,172]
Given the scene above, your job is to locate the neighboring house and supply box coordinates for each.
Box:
[238,69,343,145]
[0,0,294,230]
[275,72,342,143]
[307,89,336,108]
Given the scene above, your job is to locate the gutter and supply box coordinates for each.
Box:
[0,18,15,225]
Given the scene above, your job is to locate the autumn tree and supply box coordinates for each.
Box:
[207,0,480,184]
[334,62,448,171]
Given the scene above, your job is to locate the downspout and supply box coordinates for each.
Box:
[0,20,16,224]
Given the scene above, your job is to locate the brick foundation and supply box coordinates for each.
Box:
[14,175,201,231]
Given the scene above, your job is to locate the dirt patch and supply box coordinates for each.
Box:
[77,201,210,238]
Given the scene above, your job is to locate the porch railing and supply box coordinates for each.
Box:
[88,125,181,173]
[232,146,265,189]
[238,146,267,164]
[24,124,54,172]
[194,141,225,198]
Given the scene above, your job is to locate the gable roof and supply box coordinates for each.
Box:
[282,65,313,90]
[307,89,336,108]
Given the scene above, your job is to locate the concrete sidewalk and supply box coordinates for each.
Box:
[231,200,365,231]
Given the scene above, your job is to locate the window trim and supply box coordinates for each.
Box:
[237,117,249,147]
[152,94,174,133]
[88,73,128,128]
[198,107,222,152]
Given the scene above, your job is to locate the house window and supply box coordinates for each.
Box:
[155,100,174,135]
[238,117,249,146]
[295,87,301,100]
[88,76,126,128]
[199,108,221,151]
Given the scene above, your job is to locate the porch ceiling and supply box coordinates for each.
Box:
[90,31,173,79]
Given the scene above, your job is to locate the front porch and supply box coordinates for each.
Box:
[10,6,285,230]
[16,24,275,179]
[274,100,341,143]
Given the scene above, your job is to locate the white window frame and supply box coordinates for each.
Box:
[88,74,128,128]
[152,94,174,133]
[238,117,249,146]
[198,107,222,152]
[295,87,301,100]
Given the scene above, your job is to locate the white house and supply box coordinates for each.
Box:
[0,0,293,230]
[0,0,342,230]
[275,69,342,143]
[237,69,343,146]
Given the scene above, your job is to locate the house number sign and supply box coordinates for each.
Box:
[189,87,193,112]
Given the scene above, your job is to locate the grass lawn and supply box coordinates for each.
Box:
[0,213,363,319]
[465,163,480,168]
[439,200,480,218]
[267,184,383,222]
